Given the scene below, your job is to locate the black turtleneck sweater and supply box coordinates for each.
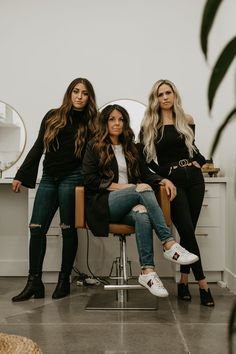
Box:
[15,109,87,188]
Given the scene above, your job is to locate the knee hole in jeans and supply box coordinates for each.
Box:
[135,183,153,192]
[60,223,71,229]
[29,224,42,229]
[132,204,147,213]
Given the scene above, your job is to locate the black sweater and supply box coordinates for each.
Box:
[15,109,87,188]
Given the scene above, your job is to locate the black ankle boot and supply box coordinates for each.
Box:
[52,272,70,299]
[12,274,45,302]
[199,288,215,307]
[178,283,192,301]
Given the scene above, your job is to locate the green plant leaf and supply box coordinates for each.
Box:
[200,0,223,59]
[208,36,236,111]
[210,107,236,156]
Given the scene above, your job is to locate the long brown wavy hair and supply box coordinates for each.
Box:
[94,104,140,178]
[44,78,98,157]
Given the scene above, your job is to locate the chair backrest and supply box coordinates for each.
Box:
[75,185,171,229]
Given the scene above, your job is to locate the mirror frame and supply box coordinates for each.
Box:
[99,98,146,141]
[0,100,27,173]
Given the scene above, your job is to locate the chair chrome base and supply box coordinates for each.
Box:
[85,234,158,310]
[85,290,158,311]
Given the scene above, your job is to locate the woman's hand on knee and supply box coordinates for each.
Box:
[160,179,177,201]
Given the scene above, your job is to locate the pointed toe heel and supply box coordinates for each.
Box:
[52,272,70,299]
[177,283,191,301]
[199,288,215,307]
[12,274,45,302]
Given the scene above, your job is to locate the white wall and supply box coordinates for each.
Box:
[0,0,235,285]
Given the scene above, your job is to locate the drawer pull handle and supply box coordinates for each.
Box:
[202,204,208,207]
[196,233,208,237]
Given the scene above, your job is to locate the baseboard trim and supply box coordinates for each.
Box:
[224,268,236,294]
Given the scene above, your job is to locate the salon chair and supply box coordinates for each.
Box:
[75,185,171,310]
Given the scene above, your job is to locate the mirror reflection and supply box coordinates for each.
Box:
[100,99,146,141]
[0,101,26,173]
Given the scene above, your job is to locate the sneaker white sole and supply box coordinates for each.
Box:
[163,253,199,265]
[138,279,169,297]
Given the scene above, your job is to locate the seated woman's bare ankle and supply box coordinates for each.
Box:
[163,240,176,250]
[142,268,154,275]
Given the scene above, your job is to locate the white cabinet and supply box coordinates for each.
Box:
[0,180,28,275]
[0,177,228,283]
[0,180,62,280]
[174,177,227,282]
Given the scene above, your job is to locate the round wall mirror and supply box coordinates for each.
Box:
[0,101,26,174]
[100,99,146,141]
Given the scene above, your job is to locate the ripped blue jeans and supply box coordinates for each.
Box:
[108,185,174,269]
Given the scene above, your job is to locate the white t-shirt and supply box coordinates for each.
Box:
[112,144,128,183]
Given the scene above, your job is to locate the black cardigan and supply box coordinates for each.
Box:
[82,140,163,237]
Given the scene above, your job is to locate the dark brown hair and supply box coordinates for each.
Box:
[44,78,98,157]
[94,104,139,178]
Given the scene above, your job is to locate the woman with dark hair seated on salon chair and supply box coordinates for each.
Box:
[82,104,198,298]
[139,79,214,306]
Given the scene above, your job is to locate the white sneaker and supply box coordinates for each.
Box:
[163,243,199,265]
[138,272,169,297]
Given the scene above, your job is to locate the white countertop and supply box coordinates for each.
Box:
[204,176,228,183]
[0,176,229,185]
[0,178,13,184]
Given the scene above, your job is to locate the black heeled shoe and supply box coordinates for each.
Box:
[12,274,45,302]
[199,288,215,307]
[52,272,70,299]
[177,283,192,301]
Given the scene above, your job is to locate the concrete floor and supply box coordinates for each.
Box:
[0,277,236,354]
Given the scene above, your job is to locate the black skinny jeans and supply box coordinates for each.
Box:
[168,165,205,281]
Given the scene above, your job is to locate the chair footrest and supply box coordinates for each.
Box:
[104,284,143,290]
[109,276,135,281]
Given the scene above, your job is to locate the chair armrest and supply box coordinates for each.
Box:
[156,185,171,227]
[75,186,85,228]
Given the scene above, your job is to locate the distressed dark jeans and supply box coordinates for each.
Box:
[29,168,83,275]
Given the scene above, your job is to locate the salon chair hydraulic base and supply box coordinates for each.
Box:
[85,289,158,311]
[75,186,171,311]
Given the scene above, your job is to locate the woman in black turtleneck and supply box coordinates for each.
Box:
[11,78,98,302]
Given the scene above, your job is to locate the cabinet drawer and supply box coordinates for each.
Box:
[195,227,224,270]
[197,198,220,227]
[204,183,220,198]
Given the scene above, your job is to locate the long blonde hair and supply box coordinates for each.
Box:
[140,79,196,163]
[44,78,98,158]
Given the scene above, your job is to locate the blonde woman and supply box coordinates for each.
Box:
[12,78,98,301]
[139,79,214,306]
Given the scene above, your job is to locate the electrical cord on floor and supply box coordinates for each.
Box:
[72,229,110,286]
[85,229,110,285]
